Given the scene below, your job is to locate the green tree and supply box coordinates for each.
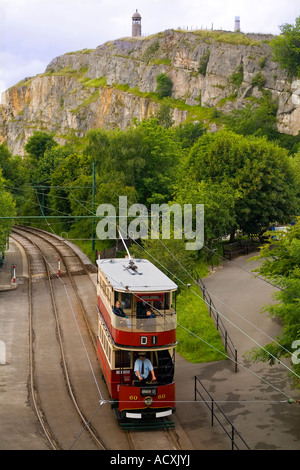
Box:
[250,220,300,383]
[156,99,174,129]
[178,130,299,237]
[271,16,300,77]
[25,131,58,161]
[0,170,16,254]
[155,73,173,99]
[174,121,207,149]
[47,150,84,229]
[131,119,179,205]
[84,119,180,206]
[225,92,278,140]
[131,237,197,285]
[175,179,236,243]
[0,143,28,210]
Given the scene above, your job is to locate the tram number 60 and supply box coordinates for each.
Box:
[129,394,166,400]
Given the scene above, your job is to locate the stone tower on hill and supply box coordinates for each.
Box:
[132,9,142,37]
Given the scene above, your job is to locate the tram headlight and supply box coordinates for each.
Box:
[144,396,153,407]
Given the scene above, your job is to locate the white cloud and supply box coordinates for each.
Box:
[0,0,299,92]
[0,51,48,99]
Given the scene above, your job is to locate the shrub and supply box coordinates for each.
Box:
[251,72,266,89]
[155,73,173,99]
[230,64,244,87]
[198,50,210,76]
[270,16,300,78]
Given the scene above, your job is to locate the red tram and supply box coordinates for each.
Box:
[96,257,178,420]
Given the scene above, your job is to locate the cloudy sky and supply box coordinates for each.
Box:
[0,0,299,97]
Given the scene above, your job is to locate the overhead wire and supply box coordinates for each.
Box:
[91,180,300,393]
[67,173,300,387]
[96,229,297,401]
[155,236,300,379]
[204,243,300,301]
[13,169,300,404]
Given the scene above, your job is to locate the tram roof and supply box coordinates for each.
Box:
[97,258,177,293]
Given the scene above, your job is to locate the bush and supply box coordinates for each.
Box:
[271,16,300,78]
[155,73,173,99]
[198,50,210,76]
[251,72,266,89]
[230,64,244,87]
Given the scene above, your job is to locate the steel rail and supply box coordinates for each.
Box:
[13,226,182,451]
[11,234,60,450]
[12,229,105,450]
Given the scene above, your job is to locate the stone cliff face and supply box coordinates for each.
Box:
[1,29,300,155]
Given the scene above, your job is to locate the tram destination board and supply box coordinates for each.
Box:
[141,387,157,396]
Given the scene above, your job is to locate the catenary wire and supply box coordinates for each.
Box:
[155,236,300,373]
[61,178,300,390]
[13,179,300,402]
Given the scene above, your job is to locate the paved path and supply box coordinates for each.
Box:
[174,253,300,450]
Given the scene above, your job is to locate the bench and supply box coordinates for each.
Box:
[223,238,260,260]
[223,242,247,260]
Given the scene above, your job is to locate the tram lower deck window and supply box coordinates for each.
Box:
[115,350,131,368]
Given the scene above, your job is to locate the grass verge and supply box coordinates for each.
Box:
[176,286,226,363]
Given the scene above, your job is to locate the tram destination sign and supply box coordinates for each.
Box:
[141,387,157,396]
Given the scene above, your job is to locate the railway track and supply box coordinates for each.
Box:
[12,226,106,450]
[11,226,183,451]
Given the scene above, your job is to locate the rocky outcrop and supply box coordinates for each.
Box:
[1,29,299,155]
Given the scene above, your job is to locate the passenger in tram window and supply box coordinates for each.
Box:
[134,352,156,385]
[113,300,126,317]
[146,308,156,319]
[113,300,131,328]
[143,308,156,331]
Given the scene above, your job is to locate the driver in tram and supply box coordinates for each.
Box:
[134,352,156,385]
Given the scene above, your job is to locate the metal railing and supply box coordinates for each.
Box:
[195,272,238,372]
[194,376,251,450]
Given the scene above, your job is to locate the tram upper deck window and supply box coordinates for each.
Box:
[114,292,132,310]
[121,292,131,309]
[136,293,172,313]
